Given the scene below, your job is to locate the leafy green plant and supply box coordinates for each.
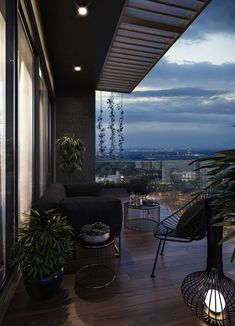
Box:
[80,222,110,236]
[195,149,235,261]
[56,135,85,176]
[13,210,74,280]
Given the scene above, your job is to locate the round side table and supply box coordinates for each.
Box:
[75,238,116,289]
[124,202,160,232]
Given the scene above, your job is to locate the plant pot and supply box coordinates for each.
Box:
[23,268,64,300]
[81,232,110,244]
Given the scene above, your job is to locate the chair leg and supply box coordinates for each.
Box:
[115,235,121,257]
[160,234,167,256]
[151,239,162,278]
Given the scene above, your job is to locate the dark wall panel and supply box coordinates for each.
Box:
[56,89,95,184]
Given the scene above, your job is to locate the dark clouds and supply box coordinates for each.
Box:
[131,88,229,98]
[124,93,234,124]
[139,60,235,89]
[123,59,235,148]
[182,0,235,39]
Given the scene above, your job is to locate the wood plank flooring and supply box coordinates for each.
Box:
[2,225,235,326]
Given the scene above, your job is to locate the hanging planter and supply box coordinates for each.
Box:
[97,91,106,160]
[107,92,116,160]
[117,94,124,160]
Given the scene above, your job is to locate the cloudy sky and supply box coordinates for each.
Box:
[96,0,235,150]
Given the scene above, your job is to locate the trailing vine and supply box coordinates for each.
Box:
[97,91,106,160]
[107,92,116,160]
[117,94,124,160]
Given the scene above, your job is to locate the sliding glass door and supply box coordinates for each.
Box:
[18,19,33,223]
[0,0,6,286]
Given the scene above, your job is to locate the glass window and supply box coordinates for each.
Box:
[39,66,49,196]
[18,19,33,223]
[0,0,6,286]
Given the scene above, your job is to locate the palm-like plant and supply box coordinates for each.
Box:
[13,210,74,280]
[56,135,85,176]
[196,149,235,261]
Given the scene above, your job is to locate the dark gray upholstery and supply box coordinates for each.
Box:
[32,183,123,239]
[60,196,122,237]
[32,183,67,211]
[64,183,101,197]
[176,200,207,238]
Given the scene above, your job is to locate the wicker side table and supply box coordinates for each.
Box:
[124,202,160,232]
[75,238,115,289]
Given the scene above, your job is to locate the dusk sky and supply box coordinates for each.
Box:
[96,0,235,150]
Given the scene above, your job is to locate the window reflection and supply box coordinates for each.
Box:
[18,20,33,223]
[0,0,6,286]
[39,66,49,195]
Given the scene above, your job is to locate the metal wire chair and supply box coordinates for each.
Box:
[150,183,215,278]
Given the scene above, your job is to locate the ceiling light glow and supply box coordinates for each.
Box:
[77,6,88,16]
[74,66,82,72]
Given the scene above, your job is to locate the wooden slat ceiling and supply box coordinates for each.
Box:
[97,0,211,93]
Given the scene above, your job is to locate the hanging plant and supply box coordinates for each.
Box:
[97,91,106,160]
[56,135,85,176]
[117,94,124,160]
[107,92,116,160]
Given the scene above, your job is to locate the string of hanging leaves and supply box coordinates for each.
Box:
[107,92,116,160]
[97,91,106,159]
[117,94,124,160]
[97,92,124,160]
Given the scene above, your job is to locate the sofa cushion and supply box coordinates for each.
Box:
[176,199,207,239]
[32,183,67,211]
[60,196,122,238]
[64,183,101,197]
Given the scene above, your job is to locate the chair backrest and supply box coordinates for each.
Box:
[175,199,208,239]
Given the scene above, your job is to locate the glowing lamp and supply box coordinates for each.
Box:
[181,200,235,326]
[205,289,226,314]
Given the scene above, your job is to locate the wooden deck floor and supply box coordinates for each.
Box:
[3,225,235,326]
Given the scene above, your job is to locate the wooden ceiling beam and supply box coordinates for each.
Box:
[103,68,143,78]
[122,16,185,34]
[118,28,174,43]
[106,63,146,72]
[107,58,150,67]
[114,41,164,53]
[111,47,157,59]
[110,52,155,63]
[128,1,192,20]
[146,0,198,13]
[101,73,138,82]
[120,22,176,38]
[116,35,169,50]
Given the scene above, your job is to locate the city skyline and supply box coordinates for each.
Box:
[96,0,235,151]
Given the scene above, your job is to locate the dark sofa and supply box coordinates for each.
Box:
[32,183,123,251]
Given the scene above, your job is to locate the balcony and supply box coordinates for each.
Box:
[1,1,235,325]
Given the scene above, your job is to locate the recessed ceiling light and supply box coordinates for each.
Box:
[77,6,88,16]
[74,65,82,72]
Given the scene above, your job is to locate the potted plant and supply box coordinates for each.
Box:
[56,135,85,179]
[194,148,235,261]
[13,209,74,300]
[79,222,110,244]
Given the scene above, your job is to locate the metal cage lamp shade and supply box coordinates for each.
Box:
[181,208,235,326]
